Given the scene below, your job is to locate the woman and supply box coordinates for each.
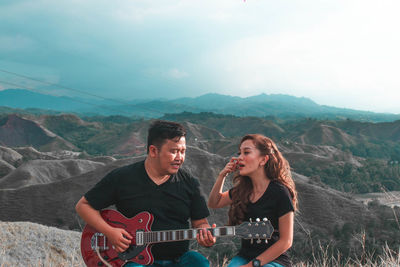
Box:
[208,134,297,267]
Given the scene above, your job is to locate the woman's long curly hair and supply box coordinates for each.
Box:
[228,134,298,225]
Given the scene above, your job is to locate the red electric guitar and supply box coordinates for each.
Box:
[81,209,274,267]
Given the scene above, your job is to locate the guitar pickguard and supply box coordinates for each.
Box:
[118,245,147,261]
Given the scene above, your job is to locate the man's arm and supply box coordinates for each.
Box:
[191,218,216,247]
[75,196,132,252]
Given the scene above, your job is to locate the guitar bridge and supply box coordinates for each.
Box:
[91,232,109,251]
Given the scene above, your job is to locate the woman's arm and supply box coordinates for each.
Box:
[207,158,237,209]
[241,211,294,267]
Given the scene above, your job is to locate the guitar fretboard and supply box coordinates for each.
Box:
[136,226,235,245]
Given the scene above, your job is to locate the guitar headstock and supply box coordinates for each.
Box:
[235,218,274,243]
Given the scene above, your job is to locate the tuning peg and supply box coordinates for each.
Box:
[249,218,253,222]
[256,218,260,222]
[265,239,268,244]
[256,239,261,244]
[250,239,254,244]
[263,218,268,222]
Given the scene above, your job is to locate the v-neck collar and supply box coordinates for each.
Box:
[142,161,172,187]
[250,180,272,204]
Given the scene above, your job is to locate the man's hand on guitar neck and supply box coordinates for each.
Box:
[197,223,217,248]
[192,218,217,248]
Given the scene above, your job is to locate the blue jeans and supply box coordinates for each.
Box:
[227,256,284,267]
[124,251,209,267]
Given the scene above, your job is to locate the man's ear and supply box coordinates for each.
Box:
[148,145,159,158]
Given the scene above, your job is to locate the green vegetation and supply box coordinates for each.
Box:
[38,112,400,194]
[297,159,400,193]
[42,114,147,156]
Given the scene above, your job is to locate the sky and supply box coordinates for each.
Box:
[0,0,399,114]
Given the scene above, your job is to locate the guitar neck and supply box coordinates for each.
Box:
[137,226,235,245]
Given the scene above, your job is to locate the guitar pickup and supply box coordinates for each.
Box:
[136,230,144,246]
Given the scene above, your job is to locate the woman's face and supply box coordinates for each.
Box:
[237,139,266,177]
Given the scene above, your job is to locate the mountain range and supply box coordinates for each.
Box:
[1,89,400,122]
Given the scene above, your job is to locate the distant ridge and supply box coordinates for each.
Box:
[0,114,77,151]
[0,89,90,111]
[1,89,400,122]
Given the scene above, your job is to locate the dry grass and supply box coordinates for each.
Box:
[1,243,399,267]
[212,243,400,267]
[293,243,400,267]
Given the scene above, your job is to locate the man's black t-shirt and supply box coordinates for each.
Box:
[85,160,210,260]
[229,181,294,267]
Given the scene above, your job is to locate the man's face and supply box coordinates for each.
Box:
[155,136,186,175]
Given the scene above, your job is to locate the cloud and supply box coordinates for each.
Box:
[164,68,188,79]
[0,35,35,52]
[1,0,399,112]
[210,0,400,112]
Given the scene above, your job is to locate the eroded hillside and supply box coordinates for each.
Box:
[1,112,399,264]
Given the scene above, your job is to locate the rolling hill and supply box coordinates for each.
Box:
[0,111,399,264]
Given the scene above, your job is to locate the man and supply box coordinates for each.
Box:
[76,120,216,266]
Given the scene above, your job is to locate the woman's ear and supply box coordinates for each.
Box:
[260,155,269,166]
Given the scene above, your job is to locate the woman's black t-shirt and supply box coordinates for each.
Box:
[229,181,294,267]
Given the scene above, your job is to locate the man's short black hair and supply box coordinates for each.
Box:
[147,120,186,153]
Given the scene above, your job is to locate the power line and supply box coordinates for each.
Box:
[0,79,135,116]
[0,68,164,115]
[0,69,106,100]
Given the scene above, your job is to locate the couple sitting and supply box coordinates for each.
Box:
[76,120,297,267]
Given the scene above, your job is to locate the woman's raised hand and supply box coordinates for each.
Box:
[219,157,238,178]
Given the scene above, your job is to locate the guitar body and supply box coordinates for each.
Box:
[81,210,154,267]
